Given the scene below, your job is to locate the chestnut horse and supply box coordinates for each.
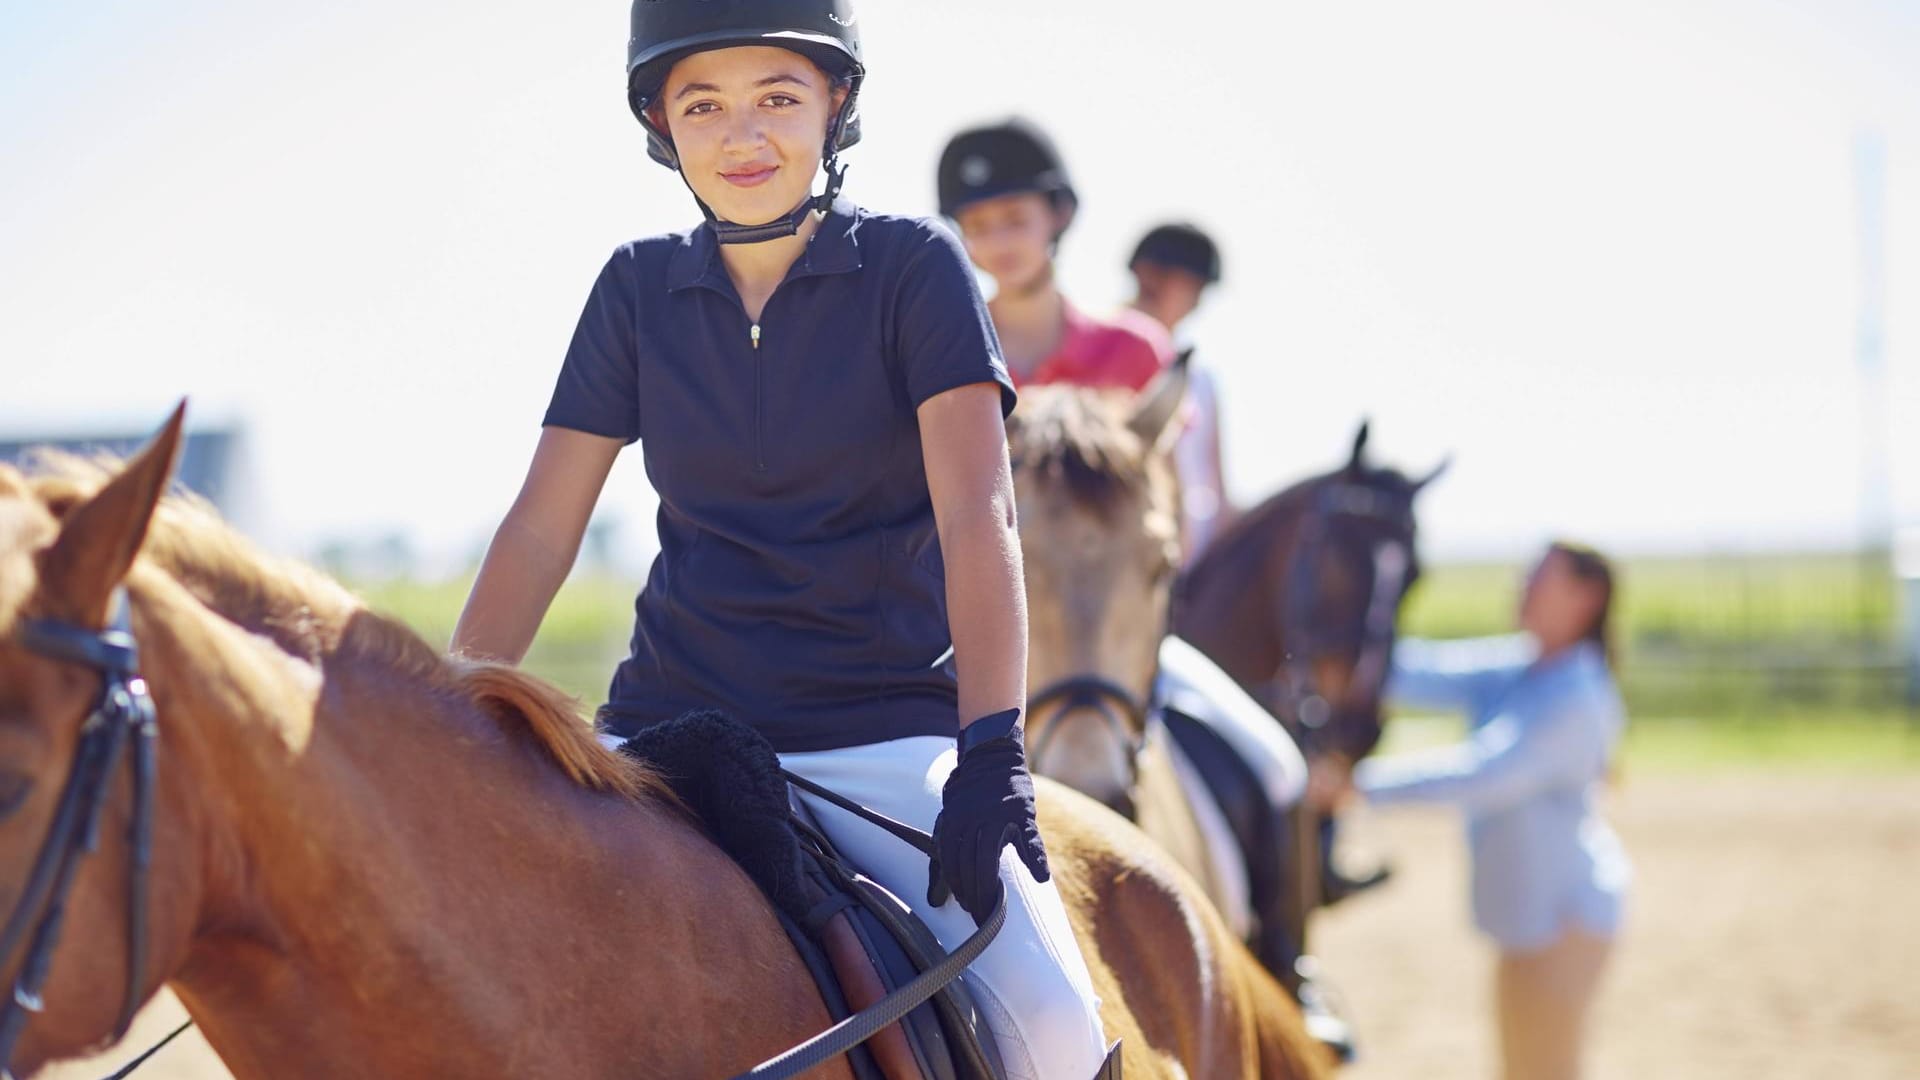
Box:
[1173,423,1446,968]
[0,410,1326,1080]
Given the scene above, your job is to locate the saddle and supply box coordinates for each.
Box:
[1156,705,1301,979]
[618,711,1006,1080]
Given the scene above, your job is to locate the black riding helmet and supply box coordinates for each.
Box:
[1131,222,1222,285]
[936,117,1079,230]
[627,0,866,244]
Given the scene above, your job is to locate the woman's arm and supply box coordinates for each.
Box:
[1352,694,1610,815]
[1386,634,1535,713]
[918,382,1026,728]
[450,427,624,664]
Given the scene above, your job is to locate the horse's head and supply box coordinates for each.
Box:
[0,406,183,1072]
[1271,421,1447,761]
[1008,370,1187,808]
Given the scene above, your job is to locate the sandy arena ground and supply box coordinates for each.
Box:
[43,771,1920,1080]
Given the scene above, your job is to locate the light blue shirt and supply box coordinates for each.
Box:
[1354,635,1632,950]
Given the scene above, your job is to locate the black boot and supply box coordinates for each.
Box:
[1318,813,1392,907]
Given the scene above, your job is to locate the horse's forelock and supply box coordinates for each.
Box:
[1011,389,1162,515]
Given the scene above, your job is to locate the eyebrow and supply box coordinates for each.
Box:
[674,73,812,101]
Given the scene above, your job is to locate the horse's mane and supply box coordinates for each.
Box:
[1008,386,1159,512]
[1185,460,1422,586]
[18,454,664,804]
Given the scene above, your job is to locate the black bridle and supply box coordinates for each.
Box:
[1026,674,1153,816]
[1,589,158,1079]
[1273,481,1418,757]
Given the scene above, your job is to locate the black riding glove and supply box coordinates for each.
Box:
[928,708,1050,925]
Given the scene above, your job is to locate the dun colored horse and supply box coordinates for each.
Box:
[0,409,1326,1080]
[1174,422,1446,968]
[1007,373,1253,937]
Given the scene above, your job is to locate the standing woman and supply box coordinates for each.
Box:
[936,118,1173,392]
[1316,541,1632,1080]
[450,4,1110,1076]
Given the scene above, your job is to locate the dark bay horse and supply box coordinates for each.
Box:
[1173,423,1446,967]
[0,409,1328,1079]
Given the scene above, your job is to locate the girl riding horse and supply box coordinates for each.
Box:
[453,4,1104,1074]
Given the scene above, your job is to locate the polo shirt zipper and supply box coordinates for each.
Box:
[750,323,766,471]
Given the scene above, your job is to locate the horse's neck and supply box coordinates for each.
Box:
[130,574,824,1079]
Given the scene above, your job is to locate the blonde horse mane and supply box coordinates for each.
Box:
[1008,386,1160,513]
[17,453,663,804]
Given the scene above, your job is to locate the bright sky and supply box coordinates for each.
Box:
[3,0,1917,572]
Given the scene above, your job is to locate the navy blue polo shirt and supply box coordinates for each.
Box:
[543,198,1015,753]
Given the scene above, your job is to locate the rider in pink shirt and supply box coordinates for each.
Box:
[936,117,1172,393]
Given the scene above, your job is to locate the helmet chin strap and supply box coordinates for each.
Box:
[691,154,850,246]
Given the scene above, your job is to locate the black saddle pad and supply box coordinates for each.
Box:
[616,711,1004,1080]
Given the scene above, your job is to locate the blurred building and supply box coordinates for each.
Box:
[0,424,251,527]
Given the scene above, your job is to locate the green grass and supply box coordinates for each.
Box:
[351,550,1919,730]
[1401,552,1910,719]
[1379,712,1920,773]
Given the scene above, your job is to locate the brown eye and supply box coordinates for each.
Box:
[0,770,32,820]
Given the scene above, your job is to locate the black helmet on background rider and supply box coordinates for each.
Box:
[1131,222,1222,286]
[626,0,866,244]
[936,117,1079,230]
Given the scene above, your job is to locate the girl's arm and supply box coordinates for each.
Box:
[918,382,1026,727]
[450,427,623,664]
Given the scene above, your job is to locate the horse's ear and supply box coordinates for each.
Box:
[1345,419,1371,475]
[36,402,186,626]
[1413,454,1452,493]
[1128,362,1190,453]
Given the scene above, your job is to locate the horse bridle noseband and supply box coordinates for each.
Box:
[0,589,157,1079]
[1274,482,1416,754]
[1026,674,1154,815]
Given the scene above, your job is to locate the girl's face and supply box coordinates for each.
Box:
[1518,549,1603,649]
[657,46,846,226]
[1130,261,1206,331]
[953,192,1062,294]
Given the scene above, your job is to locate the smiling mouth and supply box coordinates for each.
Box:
[721,166,778,188]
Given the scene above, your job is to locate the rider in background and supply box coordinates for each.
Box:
[451,4,1110,1075]
[937,117,1173,391]
[1315,540,1631,1080]
[1127,222,1236,565]
[939,118,1346,1051]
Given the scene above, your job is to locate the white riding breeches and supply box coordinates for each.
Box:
[781,737,1109,1080]
[598,731,1110,1080]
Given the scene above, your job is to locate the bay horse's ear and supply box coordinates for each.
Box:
[1413,455,1452,493]
[36,402,187,627]
[1128,363,1190,454]
[1345,420,1372,475]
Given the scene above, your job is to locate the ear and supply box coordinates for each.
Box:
[1128,363,1190,454]
[1344,419,1371,475]
[35,402,186,626]
[1413,454,1452,493]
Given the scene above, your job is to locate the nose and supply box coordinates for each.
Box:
[720,109,769,155]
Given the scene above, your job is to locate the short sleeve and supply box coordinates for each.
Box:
[895,222,1016,416]
[542,250,642,444]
